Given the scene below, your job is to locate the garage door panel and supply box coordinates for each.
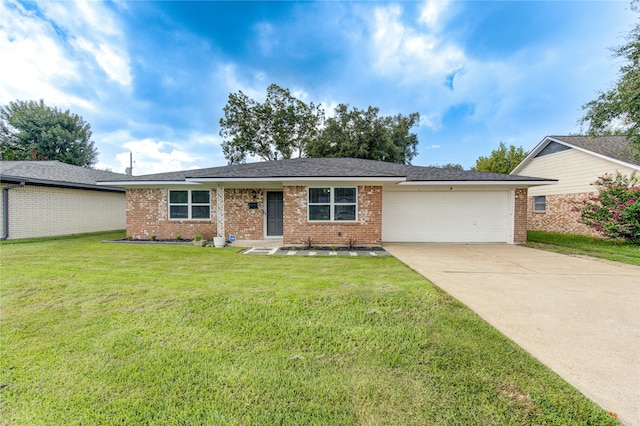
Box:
[382,191,511,243]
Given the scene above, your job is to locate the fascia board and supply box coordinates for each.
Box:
[186,177,406,183]
[398,180,557,187]
[97,181,201,186]
[2,175,124,192]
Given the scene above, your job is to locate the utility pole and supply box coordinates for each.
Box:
[125,152,134,176]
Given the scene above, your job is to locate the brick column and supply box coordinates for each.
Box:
[514,188,528,243]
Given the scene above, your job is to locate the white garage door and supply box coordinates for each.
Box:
[382,191,512,243]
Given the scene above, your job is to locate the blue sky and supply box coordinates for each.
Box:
[1,0,636,174]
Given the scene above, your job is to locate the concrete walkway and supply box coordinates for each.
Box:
[383,243,640,426]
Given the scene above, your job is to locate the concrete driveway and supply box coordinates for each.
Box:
[383,243,640,426]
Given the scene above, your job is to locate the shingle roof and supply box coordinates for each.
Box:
[100,157,552,183]
[0,160,126,192]
[548,135,640,166]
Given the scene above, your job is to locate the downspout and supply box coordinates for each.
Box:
[1,181,25,241]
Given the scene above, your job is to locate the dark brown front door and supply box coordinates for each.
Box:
[266,191,283,236]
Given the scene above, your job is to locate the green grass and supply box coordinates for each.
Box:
[1,232,617,425]
[526,231,640,266]
[0,230,126,245]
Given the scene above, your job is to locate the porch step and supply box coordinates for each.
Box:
[240,247,388,257]
[242,247,280,255]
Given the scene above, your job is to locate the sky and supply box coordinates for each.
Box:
[1,0,637,175]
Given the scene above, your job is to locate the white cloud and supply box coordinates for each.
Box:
[95,130,224,175]
[363,1,631,140]
[419,114,440,130]
[38,0,132,87]
[369,4,465,81]
[0,0,131,109]
[292,88,310,101]
[0,1,81,105]
[255,22,276,56]
[418,0,451,30]
[73,38,132,86]
[216,64,264,100]
[119,139,197,175]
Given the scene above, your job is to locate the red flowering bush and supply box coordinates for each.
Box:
[575,173,640,244]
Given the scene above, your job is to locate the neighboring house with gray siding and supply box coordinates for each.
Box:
[0,161,126,240]
[511,135,640,236]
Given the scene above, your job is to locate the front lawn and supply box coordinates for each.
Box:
[0,233,617,425]
[526,230,640,266]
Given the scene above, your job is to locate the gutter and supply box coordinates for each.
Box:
[1,181,26,241]
[2,174,124,193]
[397,179,557,187]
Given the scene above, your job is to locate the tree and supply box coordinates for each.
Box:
[430,163,464,170]
[219,84,323,164]
[306,104,420,164]
[575,172,640,244]
[581,22,640,156]
[0,100,98,167]
[470,142,528,173]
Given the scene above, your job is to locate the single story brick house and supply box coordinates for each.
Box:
[511,135,640,236]
[99,157,555,245]
[0,160,126,240]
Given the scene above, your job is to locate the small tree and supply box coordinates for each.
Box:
[470,142,528,173]
[576,172,640,244]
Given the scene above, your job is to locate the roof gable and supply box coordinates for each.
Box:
[512,135,640,174]
[534,141,571,158]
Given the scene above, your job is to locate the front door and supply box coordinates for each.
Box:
[266,191,284,237]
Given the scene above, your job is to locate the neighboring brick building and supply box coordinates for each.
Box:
[0,161,126,240]
[512,136,640,236]
[100,158,553,245]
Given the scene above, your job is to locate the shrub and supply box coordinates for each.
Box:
[575,172,640,244]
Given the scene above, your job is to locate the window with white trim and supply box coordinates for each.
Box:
[533,195,546,212]
[308,187,357,221]
[169,190,211,219]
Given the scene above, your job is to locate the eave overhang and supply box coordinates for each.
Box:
[398,180,557,187]
[98,177,556,188]
[98,180,201,187]
[2,175,125,193]
[186,176,406,184]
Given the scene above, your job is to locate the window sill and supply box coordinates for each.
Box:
[307,220,359,224]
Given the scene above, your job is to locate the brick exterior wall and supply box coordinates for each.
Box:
[224,188,265,240]
[514,188,528,244]
[127,185,526,244]
[283,185,382,245]
[126,189,216,240]
[527,192,599,236]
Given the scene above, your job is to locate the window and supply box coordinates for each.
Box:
[308,187,357,221]
[169,190,210,219]
[533,196,546,212]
